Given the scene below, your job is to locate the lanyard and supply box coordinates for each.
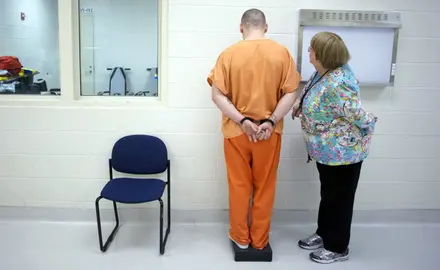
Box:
[299,70,330,112]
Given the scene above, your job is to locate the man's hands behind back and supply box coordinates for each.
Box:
[240,119,274,142]
[240,120,259,142]
[256,122,273,141]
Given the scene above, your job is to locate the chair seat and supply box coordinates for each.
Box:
[101,178,166,204]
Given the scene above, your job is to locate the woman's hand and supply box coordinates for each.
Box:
[291,103,300,120]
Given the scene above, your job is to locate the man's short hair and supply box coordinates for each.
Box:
[311,32,351,70]
[241,9,266,29]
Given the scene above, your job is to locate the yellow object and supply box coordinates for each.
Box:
[0,68,38,81]
[19,68,38,76]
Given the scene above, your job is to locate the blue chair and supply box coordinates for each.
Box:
[95,135,171,255]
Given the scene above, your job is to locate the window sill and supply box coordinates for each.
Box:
[74,96,164,108]
[0,94,165,108]
[0,94,61,107]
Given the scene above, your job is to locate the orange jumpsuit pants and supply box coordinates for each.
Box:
[224,132,282,250]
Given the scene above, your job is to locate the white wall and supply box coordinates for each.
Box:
[0,0,439,211]
[0,0,60,90]
[79,0,158,94]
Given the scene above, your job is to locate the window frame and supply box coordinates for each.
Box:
[0,0,168,108]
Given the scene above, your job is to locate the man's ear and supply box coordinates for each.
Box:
[240,23,244,33]
[264,23,268,33]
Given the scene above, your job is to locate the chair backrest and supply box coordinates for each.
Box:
[111,135,168,175]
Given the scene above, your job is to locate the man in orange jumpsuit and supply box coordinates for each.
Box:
[207,9,301,250]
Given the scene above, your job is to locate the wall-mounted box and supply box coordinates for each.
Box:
[297,9,402,86]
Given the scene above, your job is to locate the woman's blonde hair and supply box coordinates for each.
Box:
[310,32,350,70]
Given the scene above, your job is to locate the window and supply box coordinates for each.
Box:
[0,0,60,95]
[78,0,159,97]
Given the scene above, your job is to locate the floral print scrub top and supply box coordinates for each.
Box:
[299,64,378,166]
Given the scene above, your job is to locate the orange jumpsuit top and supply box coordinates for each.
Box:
[207,39,301,138]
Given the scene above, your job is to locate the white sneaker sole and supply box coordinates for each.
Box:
[229,234,248,249]
[298,243,324,250]
[310,254,349,264]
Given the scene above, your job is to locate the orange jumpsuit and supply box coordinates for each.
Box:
[208,39,301,249]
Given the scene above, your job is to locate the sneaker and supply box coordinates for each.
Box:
[229,233,248,249]
[309,248,349,264]
[298,233,324,250]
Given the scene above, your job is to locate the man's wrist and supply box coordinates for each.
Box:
[269,114,278,124]
[260,117,275,127]
[239,117,254,125]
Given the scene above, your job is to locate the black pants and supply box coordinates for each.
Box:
[316,161,362,253]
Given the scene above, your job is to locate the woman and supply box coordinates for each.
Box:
[292,32,377,264]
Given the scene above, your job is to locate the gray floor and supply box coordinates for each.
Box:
[0,221,439,270]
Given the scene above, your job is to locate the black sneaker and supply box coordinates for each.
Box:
[309,248,349,264]
[298,233,324,250]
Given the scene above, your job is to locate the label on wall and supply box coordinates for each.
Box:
[391,63,396,76]
[80,8,95,14]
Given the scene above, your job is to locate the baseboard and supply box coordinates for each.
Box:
[0,206,439,225]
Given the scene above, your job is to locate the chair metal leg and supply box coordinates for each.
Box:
[159,198,164,254]
[167,181,171,232]
[159,197,171,255]
[95,197,120,252]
